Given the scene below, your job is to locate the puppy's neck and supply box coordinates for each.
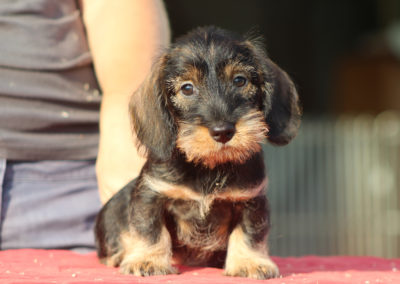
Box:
[143,151,266,195]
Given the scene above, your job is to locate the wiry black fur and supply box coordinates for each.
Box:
[95,26,301,279]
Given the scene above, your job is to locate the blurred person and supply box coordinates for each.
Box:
[0,0,170,251]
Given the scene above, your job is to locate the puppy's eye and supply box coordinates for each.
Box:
[233,75,247,87]
[181,83,195,96]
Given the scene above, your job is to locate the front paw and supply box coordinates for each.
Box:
[224,258,279,280]
[120,261,177,276]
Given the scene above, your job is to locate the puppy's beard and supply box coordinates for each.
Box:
[176,110,268,168]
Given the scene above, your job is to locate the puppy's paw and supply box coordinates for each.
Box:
[224,258,279,280]
[120,261,177,276]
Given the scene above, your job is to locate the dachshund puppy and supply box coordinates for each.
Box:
[95,26,301,280]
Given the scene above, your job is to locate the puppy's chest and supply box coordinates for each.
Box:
[166,199,238,251]
[167,196,229,220]
[143,169,267,251]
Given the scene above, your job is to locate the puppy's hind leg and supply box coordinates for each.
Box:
[95,180,135,267]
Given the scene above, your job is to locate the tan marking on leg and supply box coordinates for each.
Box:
[119,227,177,276]
[224,226,279,279]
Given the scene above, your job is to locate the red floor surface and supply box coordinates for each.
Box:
[0,249,399,283]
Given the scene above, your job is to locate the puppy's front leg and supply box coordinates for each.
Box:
[224,194,279,279]
[120,188,176,276]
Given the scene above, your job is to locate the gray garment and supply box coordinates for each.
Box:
[0,0,101,160]
[0,159,102,250]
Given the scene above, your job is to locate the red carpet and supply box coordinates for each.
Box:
[0,249,399,283]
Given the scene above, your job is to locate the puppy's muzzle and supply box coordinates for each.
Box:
[209,122,236,144]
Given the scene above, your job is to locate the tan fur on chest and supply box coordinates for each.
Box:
[175,214,230,251]
[168,199,235,266]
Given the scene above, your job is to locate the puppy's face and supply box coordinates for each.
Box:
[165,36,269,168]
[130,27,301,167]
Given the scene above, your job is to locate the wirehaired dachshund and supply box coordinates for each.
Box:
[95,26,301,279]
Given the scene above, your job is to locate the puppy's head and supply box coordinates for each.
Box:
[130,26,301,167]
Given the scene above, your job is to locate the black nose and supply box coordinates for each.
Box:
[209,123,236,144]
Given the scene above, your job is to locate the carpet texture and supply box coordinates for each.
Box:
[0,249,399,283]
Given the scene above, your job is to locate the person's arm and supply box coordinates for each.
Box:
[82,0,170,203]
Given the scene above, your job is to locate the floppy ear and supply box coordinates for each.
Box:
[262,58,302,145]
[244,38,301,145]
[129,55,176,160]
